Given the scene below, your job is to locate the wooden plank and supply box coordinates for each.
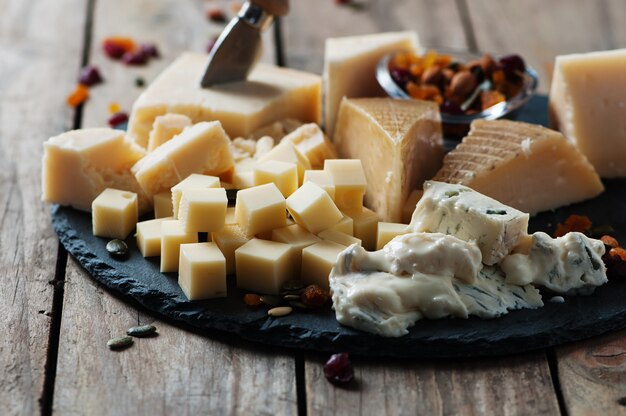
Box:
[282,0,468,74]
[53,0,296,414]
[0,0,87,414]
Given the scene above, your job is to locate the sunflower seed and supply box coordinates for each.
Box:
[106,239,129,259]
[268,306,293,317]
[127,324,157,337]
[107,336,134,350]
[260,295,281,306]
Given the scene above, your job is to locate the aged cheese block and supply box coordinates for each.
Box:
[147,114,192,152]
[432,119,604,214]
[132,121,233,198]
[334,98,443,222]
[42,128,150,213]
[91,188,138,240]
[128,52,321,147]
[550,49,626,177]
[179,242,227,300]
[323,31,419,136]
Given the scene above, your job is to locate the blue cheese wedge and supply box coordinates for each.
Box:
[409,181,529,265]
[501,231,607,294]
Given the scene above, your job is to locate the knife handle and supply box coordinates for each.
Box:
[250,0,289,16]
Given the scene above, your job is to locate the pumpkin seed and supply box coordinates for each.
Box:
[260,295,281,306]
[127,324,157,337]
[107,336,133,350]
[268,306,293,317]
[106,239,129,259]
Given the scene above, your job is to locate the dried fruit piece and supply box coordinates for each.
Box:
[323,353,354,385]
[108,102,121,114]
[207,8,227,22]
[301,285,329,308]
[244,293,262,307]
[103,36,136,59]
[108,112,129,128]
[138,43,160,59]
[123,51,148,66]
[610,247,626,261]
[78,65,103,87]
[66,84,89,107]
[600,235,620,248]
[553,214,592,237]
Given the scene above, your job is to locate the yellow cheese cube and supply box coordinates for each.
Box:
[318,228,361,247]
[281,123,337,169]
[303,170,335,199]
[286,182,343,234]
[132,121,233,198]
[128,52,321,147]
[179,188,228,232]
[171,174,221,218]
[178,243,227,300]
[225,207,237,225]
[272,224,322,275]
[153,191,174,218]
[376,222,408,250]
[253,160,298,197]
[160,220,198,273]
[233,171,255,190]
[235,238,296,294]
[211,224,250,274]
[234,157,257,172]
[346,207,380,251]
[329,216,353,235]
[235,183,286,237]
[147,114,192,152]
[136,217,172,257]
[324,159,366,213]
[256,141,311,184]
[91,188,138,239]
[301,241,346,290]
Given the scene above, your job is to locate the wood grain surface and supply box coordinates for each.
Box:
[0,0,87,414]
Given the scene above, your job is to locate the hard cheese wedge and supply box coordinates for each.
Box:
[432,119,604,215]
[128,52,321,147]
[323,31,419,136]
[42,128,150,213]
[550,49,626,177]
[333,97,443,222]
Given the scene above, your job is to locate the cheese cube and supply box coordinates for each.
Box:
[402,190,423,224]
[225,207,237,225]
[91,188,138,239]
[281,123,337,169]
[179,243,227,300]
[160,220,198,272]
[136,217,172,257]
[346,207,380,251]
[286,182,343,234]
[272,224,321,274]
[334,98,443,222]
[128,53,321,147]
[212,224,250,274]
[253,160,298,197]
[324,159,367,214]
[153,191,174,218]
[550,49,626,177]
[235,238,295,294]
[318,229,361,247]
[147,114,192,152]
[233,171,255,190]
[171,174,221,218]
[179,188,228,232]
[234,157,257,172]
[301,241,347,290]
[235,183,287,236]
[42,128,150,213]
[376,222,408,250]
[409,181,529,265]
[132,121,233,198]
[303,170,335,199]
[323,31,419,136]
[256,141,311,184]
[330,216,353,235]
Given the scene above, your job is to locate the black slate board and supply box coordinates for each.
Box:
[51,96,626,358]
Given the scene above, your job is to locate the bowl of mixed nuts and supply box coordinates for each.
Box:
[377,49,538,136]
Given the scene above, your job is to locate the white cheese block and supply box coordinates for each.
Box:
[128,52,321,148]
[132,121,233,198]
[323,31,420,136]
[549,49,626,177]
[42,128,150,213]
[409,181,529,265]
[432,119,604,214]
[334,98,443,222]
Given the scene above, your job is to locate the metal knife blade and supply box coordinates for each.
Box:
[200,2,273,87]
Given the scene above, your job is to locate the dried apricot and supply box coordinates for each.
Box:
[301,285,330,308]
[66,84,89,107]
[243,293,262,307]
[600,235,620,248]
[610,247,626,261]
[553,215,592,237]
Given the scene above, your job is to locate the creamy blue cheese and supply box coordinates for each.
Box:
[501,231,607,294]
[409,181,529,265]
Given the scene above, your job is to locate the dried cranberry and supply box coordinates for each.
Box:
[108,111,129,128]
[323,353,354,385]
[207,8,227,23]
[390,68,412,88]
[138,43,160,59]
[499,54,526,82]
[440,100,464,115]
[122,51,149,66]
[78,65,103,86]
[103,41,126,59]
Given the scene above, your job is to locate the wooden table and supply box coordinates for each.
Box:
[3,0,626,414]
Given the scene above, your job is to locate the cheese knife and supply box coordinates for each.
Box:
[200,0,289,87]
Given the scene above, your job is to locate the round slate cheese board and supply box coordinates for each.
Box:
[51,96,626,358]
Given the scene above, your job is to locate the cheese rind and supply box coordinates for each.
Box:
[179,242,227,300]
[91,188,138,240]
[128,53,321,147]
[147,114,192,152]
[235,238,295,294]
